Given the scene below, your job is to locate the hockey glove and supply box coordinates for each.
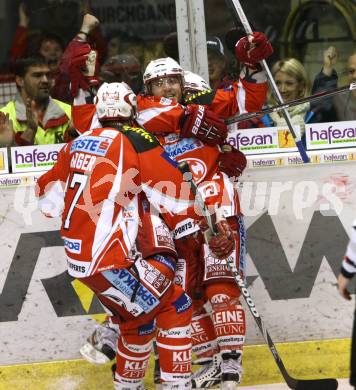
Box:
[235,32,273,68]
[204,219,235,259]
[62,41,99,98]
[180,104,228,146]
[218,144,247,179]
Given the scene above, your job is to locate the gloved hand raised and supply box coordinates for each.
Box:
[61,41,99,98]
[218,144,247,179]
[180,104,228,146]
[235,32,273,68]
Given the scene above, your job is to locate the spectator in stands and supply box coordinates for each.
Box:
[99,54,143,94]
[142,41,166,71]
[334,51,356,121]
[160,33,234,89]
[9,3,64,75]
[163,32,179,62]
[260,58,311,141]
[207,36,234,89]
[61,13,147,99]
[312,47,356,122]
[0,56,72,145]
[310,46,338,123]
[8,2,107,103]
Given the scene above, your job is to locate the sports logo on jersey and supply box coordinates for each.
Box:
[210,294,230,304]
[172,293,192,313]
[173,219,197,239]
[62,237,82,254]
[103,269,160,313]
[164,138,204,159]
[178,158,207,183]
[121,125,159,153]
[155,223,175,250]
[153,254,176,273]
[160,151,178,167]
[164,133,180,144]
[122,125,155,143]
[173,259,187,289]
[138,321,156,336]
[123,207,135,221]
[70,136,113,156]
[204,250,234,280]
[159,97,174,105]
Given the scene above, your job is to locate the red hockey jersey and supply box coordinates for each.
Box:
[36,125,193,277]
[70,78,267,238]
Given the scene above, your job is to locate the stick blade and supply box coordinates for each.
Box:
[295,378,338,390]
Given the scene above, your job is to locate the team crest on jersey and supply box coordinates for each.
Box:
[178,158,207,183]
[70,136,112,156]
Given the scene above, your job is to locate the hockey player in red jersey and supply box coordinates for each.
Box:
[136,35,272,389]
[137,60,245,389]
[62,26,271,387]
[36,81,236,390]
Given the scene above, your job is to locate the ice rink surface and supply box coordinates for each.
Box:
[240,378,353,389]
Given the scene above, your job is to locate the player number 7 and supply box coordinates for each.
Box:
[63,172,88,229]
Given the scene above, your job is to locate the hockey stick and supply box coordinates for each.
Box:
[179,161,338,390]
[178,162,218,235]
[226,82,356,125]
[225,0,310,163]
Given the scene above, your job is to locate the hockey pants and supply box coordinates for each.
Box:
[175,215,246,360]
[80,256,193,390]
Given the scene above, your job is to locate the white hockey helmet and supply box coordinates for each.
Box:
[183,70,211,93]
[143,57,184,86]
[95,82,137,122]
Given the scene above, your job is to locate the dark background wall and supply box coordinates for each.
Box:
[0,0,354,81]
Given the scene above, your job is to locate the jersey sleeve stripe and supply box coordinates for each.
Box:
[137,104,179,125]
[237,80,247,115]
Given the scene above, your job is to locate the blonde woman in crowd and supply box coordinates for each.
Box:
[261,58,312,142]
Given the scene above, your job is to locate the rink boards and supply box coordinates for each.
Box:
[0,149,355,388]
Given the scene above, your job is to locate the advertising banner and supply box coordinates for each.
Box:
[0,147,9,174]
[246,147,356,168]
[305,120,356,150]
[10,144,64,174]
[90,0,176,40]
[1,160,356,365]
[227,125,300,155]
[0,174,40,188]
